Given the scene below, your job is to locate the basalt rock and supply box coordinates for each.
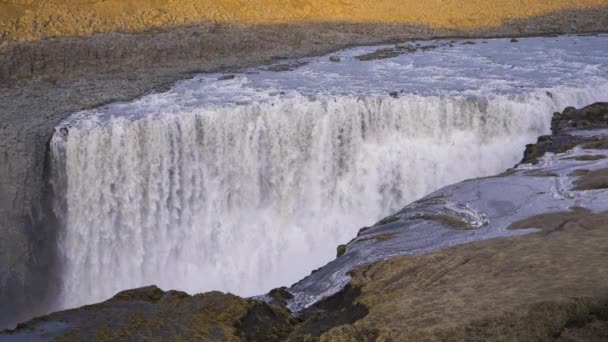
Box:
[521,102,608,164]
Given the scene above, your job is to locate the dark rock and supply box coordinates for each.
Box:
[521,103,608,165]
[520,135,584,164]
[290,284,369,339]
[108,285,165,303]
[329,55,341,62]
[337,244,347,257]
[267,287,294,308]
[356,48,401,61]
[511,38,519,42]
[238,301,296,341]
[419,44,438,51]
[389,91,399,98]
[218,74,235,80]
[265,60,309,72]
[552,103,608,134]
[395,43,417,52]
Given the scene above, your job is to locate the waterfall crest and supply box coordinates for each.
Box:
[50,85,606,309]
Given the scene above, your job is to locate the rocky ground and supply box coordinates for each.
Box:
[3,103,607,341]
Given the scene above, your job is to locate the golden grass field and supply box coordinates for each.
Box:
[1,0,608,41]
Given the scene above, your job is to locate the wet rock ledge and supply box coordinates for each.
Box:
[3,103,608,341]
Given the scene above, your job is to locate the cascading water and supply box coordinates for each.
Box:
[49,35,608,311]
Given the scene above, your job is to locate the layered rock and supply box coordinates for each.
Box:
[3,103,607,340]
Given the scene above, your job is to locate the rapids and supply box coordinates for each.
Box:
[50,35,608,310]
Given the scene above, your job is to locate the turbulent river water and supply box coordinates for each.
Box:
[49,35,608,310]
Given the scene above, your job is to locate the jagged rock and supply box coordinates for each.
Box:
[336,244,347,257]
[521,134,584,164]
[521,102,608,164]
[107,285,165,303]
[552,102,608,134]
[356,48,401,61]
[267,287,294,307]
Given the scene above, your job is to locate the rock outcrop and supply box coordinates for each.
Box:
[3,103,608,340]
[521,103,608,164]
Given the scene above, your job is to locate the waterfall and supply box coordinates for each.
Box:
[48,83,607,310]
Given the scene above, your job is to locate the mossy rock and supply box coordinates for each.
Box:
[336,244,347,258]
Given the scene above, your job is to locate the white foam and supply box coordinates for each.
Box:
[50,35,608,311]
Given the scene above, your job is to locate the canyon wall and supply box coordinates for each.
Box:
[1,0,608,329]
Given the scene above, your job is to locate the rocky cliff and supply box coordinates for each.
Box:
[3,103,607,341]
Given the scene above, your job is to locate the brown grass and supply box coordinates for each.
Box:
[525,171,559,177]
[411,214,474,230]
[583,139,608,150]
[319,210,608,340]
[562,154,607,161]
[569,169,590,177]
[571,168,608,190]
[1,0,607,41]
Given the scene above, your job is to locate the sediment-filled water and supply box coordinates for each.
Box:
[50,35,608,310]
